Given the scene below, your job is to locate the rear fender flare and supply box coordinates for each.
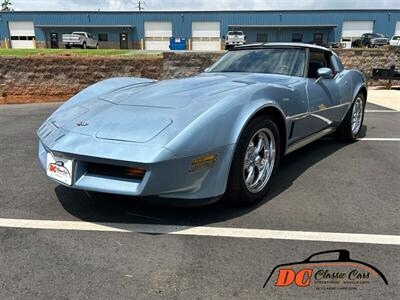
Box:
[353,83,368,104]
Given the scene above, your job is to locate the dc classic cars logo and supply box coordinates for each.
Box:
[263,250,388,290]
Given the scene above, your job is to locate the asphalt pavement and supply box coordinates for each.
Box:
[0,101,399,299]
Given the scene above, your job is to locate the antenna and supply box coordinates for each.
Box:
[136,0,145,11]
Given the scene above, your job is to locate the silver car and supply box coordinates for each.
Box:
[38,43,366,206]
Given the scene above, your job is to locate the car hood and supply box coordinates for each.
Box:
[48,73,290,145]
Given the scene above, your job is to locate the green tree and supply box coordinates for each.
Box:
[1,0,12,11]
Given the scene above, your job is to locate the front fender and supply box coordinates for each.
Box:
[164,94,286,157]
[230,99,287,146]
[162,96,287,198]
[161,93,286,199]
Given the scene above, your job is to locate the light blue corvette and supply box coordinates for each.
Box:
[38,43,367,206]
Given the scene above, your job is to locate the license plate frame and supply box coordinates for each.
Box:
[46,153,73,186]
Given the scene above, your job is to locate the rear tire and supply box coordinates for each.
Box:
[225,116,281,206]
[336,93,365,142]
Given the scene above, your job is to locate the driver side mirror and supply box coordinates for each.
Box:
[315,67,333,83]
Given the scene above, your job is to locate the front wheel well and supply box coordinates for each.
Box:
[250,107,287,155]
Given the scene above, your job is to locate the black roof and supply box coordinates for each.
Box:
[231,42,331,51]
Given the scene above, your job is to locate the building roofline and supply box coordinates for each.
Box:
[229,24,338,28]
[0,9,399,13]
[35,24,134,28]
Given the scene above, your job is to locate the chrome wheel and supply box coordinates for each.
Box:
[351,97,363,135]
[243,128,276,193]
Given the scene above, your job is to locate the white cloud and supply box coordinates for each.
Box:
[10,0,400,11]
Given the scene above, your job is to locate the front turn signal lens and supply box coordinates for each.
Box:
[190,154,217,172]
[124,167,146,179]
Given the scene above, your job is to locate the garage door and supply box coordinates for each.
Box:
[144,22,172,50]
[192,22,221,51]
[342,21,374,40]
[396,21,400,36]
[9,21,36,49]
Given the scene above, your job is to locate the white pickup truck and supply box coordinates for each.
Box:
[62,32,99,49]
[389,36,400,46]
[225,31,246,49]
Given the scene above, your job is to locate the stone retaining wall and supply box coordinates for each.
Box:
[161,52,222,79]
[0,56,163,103]
[0,47,399,104]
[335,47,400,85]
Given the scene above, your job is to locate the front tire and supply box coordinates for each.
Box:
[336,93,365,142]
[82,42,87,49]
[225,116,281,206]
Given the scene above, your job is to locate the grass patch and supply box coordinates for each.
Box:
[0,48,163,58]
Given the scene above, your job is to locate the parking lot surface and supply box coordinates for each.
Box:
[0,101,399,299]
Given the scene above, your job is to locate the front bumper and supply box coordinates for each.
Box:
[371,40,389,46]
[226,42,245,46]
[38,122,235,200]
[64,41,83,46]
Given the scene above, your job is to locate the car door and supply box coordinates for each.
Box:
[92,34,98,48]
[91,34,98,48]
[305,49,350,135]
[86,33,95,48]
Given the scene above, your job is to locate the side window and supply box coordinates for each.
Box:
[308,50,329,78]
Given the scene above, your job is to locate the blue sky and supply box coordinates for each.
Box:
[9,0,400,11]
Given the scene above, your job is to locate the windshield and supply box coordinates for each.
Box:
[392,36,400,40]
[228,31,244,35]
[371,33,384,38]
[72,32,86,36]
[208,48,306,77]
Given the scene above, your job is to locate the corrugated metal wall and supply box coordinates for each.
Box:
[240,28,333,44]
[0,10,399,44]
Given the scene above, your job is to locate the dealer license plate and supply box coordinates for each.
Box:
[46,153,73,186]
